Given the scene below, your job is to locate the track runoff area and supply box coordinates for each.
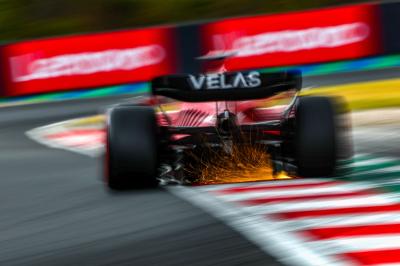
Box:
[27,86,400,266]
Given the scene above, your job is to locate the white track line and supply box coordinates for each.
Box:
[352,153,372,160]
[278,212,400,231]
[214,183,373,201]
[26,120,104,157]
[348,165,400,176]
[306,235,400,255]
[196,178,335,192]
[168,186,351,266]
[349,157,399,167]
[239,194,397,214]
[26,130,103,157]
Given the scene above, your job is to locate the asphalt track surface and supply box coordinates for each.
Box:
[0,68,399,266]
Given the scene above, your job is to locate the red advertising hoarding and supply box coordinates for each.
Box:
[201,4,382,71]
[1,27,177,96]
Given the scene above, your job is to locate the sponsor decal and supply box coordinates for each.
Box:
[188,71,261,90]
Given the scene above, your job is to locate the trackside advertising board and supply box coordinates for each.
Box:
[200,4,382,71]
[0,3,387,97]
[1,27,177,96]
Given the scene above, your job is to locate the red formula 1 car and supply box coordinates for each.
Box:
[104,70,352,190]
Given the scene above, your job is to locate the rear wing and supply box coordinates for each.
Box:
[151,70,301,102]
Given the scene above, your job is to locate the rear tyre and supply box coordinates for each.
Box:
[105,106,159,190]
[295,96,338,177]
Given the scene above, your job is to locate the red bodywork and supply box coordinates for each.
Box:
[145,61,300,143]
[159,101,285,127]
[153,99,289,142]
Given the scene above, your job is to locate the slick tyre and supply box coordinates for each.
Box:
[295,96,337,177]
[105,106,159,190]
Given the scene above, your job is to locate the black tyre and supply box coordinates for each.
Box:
[295,96,338,177]
[105,106,159,190]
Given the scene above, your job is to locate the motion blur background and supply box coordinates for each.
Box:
[0,0,398,106]
[2,1,400,266]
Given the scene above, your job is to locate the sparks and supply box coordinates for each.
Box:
[186,142,293,185]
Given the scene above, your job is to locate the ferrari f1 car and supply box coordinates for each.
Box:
[104,70,352,190]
